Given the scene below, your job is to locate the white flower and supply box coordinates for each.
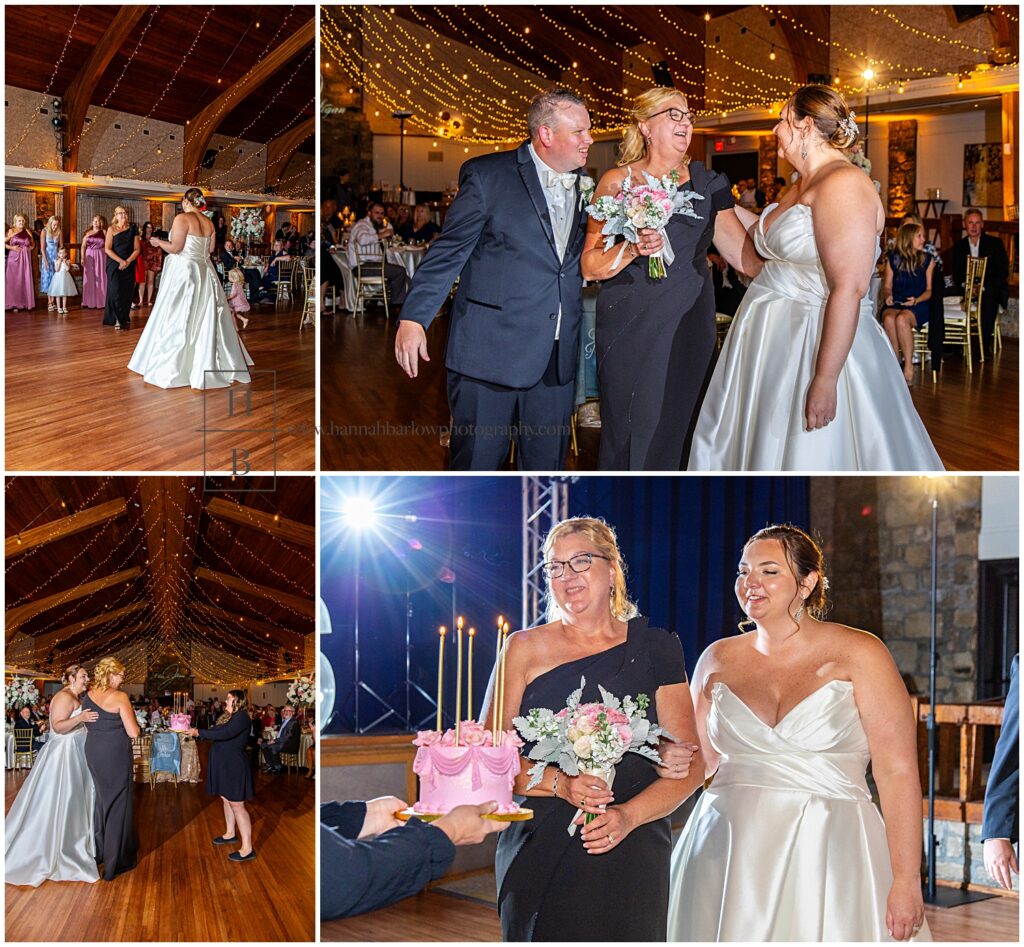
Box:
[578,174,596,210]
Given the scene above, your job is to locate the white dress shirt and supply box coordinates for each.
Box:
[527,143,575,341]
[347,217,383,268]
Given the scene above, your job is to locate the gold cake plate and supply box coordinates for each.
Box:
[396,807,534,822]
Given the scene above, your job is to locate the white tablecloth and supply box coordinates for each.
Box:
[329,250,359,312]
[5,730,45,769]
[386,244,427,278]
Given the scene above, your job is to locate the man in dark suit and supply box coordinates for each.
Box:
[320,796,507,920]
[982,654,1018,890]
[395,88,594,470]
[16,705,46,751]
[952,208,1009,355]
[261,704,300,773]
[219,239,263,303]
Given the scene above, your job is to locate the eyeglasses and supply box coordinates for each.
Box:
[542,552,612,579]
[648,107,694,126]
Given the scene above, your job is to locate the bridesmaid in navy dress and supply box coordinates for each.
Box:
[488,517,703,941]
[82,656,140,880]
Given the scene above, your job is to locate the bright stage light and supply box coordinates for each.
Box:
[343,496,379,531]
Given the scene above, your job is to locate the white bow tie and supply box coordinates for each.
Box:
[543,169,577,191]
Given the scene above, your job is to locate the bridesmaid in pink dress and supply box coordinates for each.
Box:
[5,214,36,311]
[80,215,108,309]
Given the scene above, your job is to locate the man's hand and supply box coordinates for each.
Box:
[395,321,430,378]
[357,795,409,839]
[983,838,1019,891]
[433,802,510,845]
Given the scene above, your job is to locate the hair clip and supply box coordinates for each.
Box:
[837,112,859,138]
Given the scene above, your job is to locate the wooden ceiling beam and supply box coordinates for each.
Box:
[182,17,315,184]
[5,567,142,640]
[204,496,315,548]
[23,602,149,660]
[6,497,128,559]
[61,7,150,172]
[193,567,315,619]
[190,603,310,650]
[264,118,315,189]
[774,6,831,85]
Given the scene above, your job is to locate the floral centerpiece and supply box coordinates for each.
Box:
[514,676,673,833]
[135,708,149,730]
[5,678,40,710]
[230,209,265,252]
[586,168,704,279]
[287,673,316,708]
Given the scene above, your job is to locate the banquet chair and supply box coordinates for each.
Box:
[280,751,301,775]
[911,325,935,384]
[12,728,35,770]
[274,259,295,302]
[150,732,182,788]
[964,255,988,363]
[299,263,316,330]
[715,312,733,351]
[353,240,390,318]
[132,735,152,784]
[943,302,972,374]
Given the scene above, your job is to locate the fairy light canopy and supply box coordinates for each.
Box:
[4,477,315,686]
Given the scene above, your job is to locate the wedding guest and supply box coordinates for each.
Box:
[261,705,277,729]
[321,797,507,921]
[48,247,78,314]
[40,216,63,310]
[493,516,703,941]
[214,213,228,253]
[137,221,163,307]
[881,222,935,384]
[220,239,263,302]
[226,269,250,329]
[334,169,355,213]
[258,240,292,302]
[319,199,346,314]
[952,208,1010,355]
[347,203,409,307]
[5,213,36,311]
[393,204,413,235]
[261,704,300,773]
[82,657,140,880]
[982,654,1019,891]
[80,215,108,309]
[397,204,441,244]
[15,705,46,751]
[247,706,263,769]
[103,207,140,330]
[275,220,296,244]
[187,690,255,862]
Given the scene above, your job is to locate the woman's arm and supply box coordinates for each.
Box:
[117,692,141,739]
[883,259,895,306]
[712,207,764,279]
[47,692,98,733]
[581,169,646,281]
[912,259,935,306]
[152,217,189,255]
[851,631,926,941]
[194,710,249,741]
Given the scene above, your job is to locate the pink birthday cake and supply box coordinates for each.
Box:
[412,722,524,815]
[169,713,190,732]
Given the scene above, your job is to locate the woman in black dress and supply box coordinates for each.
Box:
[187,689,255,861]
[82,656,140,880]
[103,206,140,330]
[582,88,762,471]
[488,517,703,941]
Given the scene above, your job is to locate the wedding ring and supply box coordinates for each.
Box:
[583,796,588,806]
[607,834,614,843]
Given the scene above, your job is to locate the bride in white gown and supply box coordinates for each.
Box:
[128,187,253,389]
[664,526,929,942]
[5,666,100,886]
[688,85,942,471]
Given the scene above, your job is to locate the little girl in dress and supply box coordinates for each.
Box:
[48,247,79,314]
[226,268,250,329]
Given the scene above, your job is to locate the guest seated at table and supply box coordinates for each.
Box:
[394,204,413,236]
[149,700,163,729]
[247,706,263,769]
[397,204,441,245]
[15,705,47,751]
[261,704,300,773]
[952,207,1010,356]
[220,239,263,302]
[261,704,277,728]
[881,221,935,384]
[321,796,508,921]
[257,241,292,303]
[347,202,409,308]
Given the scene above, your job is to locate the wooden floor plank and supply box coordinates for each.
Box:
[5,298,315,472]
[4,748,315,942]
[320,310,1018,472]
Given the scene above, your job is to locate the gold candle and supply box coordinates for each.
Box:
[492,615,504,742]
[497,622,510,746]
[468,627,476,723]
[455,622,463,745]
[436,626,447,732]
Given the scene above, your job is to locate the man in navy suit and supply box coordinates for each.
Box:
[982,654,1018,890]
[395,88,594,470]
[261,704,300,773]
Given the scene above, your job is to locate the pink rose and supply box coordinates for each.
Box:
[413,730,441,747]
[439,728,457,746]
[461,721,488,746]
[502,730,524,749]
[617,724,633,745]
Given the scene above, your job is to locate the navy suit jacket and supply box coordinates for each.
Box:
[399,142,589,388]
[271,716,300,754]
[982,654,1019,843]
[320,801,455,921]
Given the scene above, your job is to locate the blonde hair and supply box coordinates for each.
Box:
[62,664,84,686]
[619,87,690,166]
[92,656,125,690]
[112,206,128,225]
[893,221,925,273]
[543,517,639,623]
[12,214,28,229]
[787,84,859,152]
[228,267,244,283]
[46,215,61,233]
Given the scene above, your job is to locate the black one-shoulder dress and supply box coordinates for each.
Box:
[495,616,687,941]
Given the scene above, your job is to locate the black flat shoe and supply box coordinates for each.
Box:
[213,835,239,845]
[228,850,257,862]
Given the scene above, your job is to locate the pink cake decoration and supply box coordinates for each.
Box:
[169,713,191,732]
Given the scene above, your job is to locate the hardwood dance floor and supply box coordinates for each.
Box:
[321,308,1018,471]
[4,750,315,942]
[322,868,1019,942]
[5,297,315,471]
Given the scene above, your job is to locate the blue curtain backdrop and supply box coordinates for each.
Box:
[322,476,808,734]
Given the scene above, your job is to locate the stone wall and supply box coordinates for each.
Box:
[810,477,982,701]
[321,79,375,200]
[887,119,917,217]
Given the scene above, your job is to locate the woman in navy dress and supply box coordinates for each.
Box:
[881,222,935,384]
[489,517,703,941]
[187,689,256,861]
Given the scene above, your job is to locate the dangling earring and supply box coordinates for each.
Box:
[794,601,805,623]
[800,135,807,160]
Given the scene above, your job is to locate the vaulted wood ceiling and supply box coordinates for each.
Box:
[5,476,314,681]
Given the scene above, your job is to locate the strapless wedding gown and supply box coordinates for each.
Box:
[5,706,98,886]
[667,680,930,941]
[688,203,943,471]
[128,233,253,389]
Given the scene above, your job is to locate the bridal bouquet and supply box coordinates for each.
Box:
[6,678,40,710]
[585,168,704,279]
[514,676,672,834]
[287,673,316,708]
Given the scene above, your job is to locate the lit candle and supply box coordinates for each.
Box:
[492,616,504,743]
[468,627,476,723]
[497,621,509,745]
[455,621,463,745]
[436,626,447,732]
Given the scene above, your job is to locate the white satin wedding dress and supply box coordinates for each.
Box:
[128,233,253,389]
[688,203,943,471]
[5,706,98,886]
[667,680,930,942]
